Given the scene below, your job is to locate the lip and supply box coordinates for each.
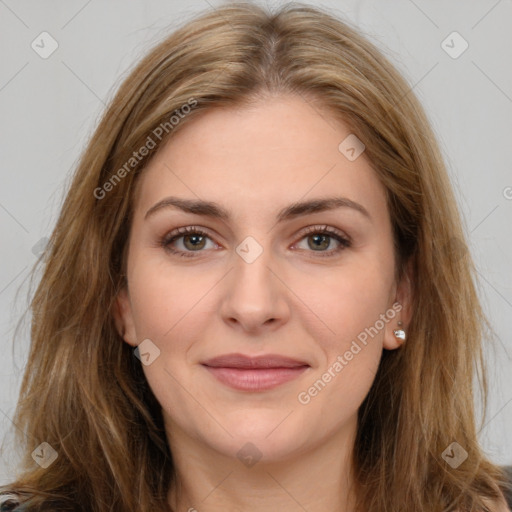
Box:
[201,353,310,391]
[201,353,310,369]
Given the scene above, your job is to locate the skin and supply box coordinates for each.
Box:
[114,94,414,512]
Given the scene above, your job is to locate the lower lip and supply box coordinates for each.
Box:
[202,365,309,391]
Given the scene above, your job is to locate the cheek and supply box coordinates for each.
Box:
[126,261,216,411]
[290,253,393,407]
[293,253,394,348]
[127,253,218,343]
[294,267,388,420]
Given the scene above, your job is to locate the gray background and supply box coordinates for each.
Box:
[1,0,511,484]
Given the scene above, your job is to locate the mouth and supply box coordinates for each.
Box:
[201,353,310,391]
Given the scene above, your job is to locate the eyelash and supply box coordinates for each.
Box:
[159,225,351,259]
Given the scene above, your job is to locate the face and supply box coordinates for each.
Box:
[114,94,412,465]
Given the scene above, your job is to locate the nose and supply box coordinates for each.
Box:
[218,242,290,334]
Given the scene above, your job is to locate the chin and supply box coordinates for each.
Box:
[226,407,299,436]
[191,416,305,463]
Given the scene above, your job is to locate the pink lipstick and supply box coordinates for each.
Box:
[201,353,310,391]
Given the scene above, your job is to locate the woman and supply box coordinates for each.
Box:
[1,2,511,511]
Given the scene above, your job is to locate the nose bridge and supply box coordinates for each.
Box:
[219,233,289,330]
[232,233,276,298]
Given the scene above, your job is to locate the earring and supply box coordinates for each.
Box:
[393,321,406,343]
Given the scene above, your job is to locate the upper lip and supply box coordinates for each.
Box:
[201,353,310,369]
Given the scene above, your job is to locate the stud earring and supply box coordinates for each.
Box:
[393,321,406,343]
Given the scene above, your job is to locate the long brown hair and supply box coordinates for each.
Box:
[1,2,510,511]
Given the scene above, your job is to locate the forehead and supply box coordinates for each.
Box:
[132,94,387,223]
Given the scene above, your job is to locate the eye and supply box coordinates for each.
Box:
[293,225,351,257]
[159,224,351,258]
[160,226,217,258]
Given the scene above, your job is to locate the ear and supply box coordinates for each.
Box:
[112,286,138,347]
[383,258,414,351]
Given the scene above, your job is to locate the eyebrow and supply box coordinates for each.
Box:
[144,196,371,222]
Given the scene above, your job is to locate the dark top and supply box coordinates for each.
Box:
[2,466,512,510]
